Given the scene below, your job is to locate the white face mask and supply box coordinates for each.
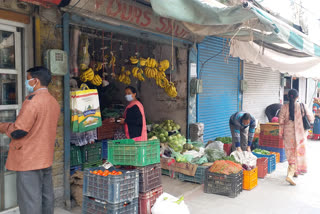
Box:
[125,94,133,102]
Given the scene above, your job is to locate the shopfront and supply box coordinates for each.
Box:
[63,0,196,203]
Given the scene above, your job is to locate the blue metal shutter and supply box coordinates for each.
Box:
[197,36,240,142]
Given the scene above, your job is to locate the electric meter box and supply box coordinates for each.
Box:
[44,49,68,76]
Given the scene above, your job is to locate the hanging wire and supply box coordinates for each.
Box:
[170,19,174,82]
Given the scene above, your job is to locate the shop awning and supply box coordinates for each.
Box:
[150,0,320,79]
[150,0,320,56]
[230,40,320,80]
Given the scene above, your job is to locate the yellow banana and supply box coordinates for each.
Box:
[130,56,139,64]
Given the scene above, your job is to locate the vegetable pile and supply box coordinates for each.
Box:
[253,149,270,155]
[209,160,243,175]
[90,169,122,177]
[215,137,232,144]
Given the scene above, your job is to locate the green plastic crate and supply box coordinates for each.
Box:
[108,139,160,166]
[81,142,102,163]
[71,145,83,166]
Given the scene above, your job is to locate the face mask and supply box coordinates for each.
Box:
[25,78,36,93]
[125,94,133,102]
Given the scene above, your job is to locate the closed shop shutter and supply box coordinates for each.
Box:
[198,36,240,142]
[243,62,281,123]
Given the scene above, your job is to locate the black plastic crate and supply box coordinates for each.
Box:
[82,196,138,214]
[204,169,243,198]
[81,142,102,163]
[178,166,209,184]
[137,163,161,193]
[83,167,139,204]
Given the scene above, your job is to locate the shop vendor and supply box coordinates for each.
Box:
[229,111,256,152]
[118,86,147,141]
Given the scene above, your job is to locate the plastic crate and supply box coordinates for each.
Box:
[252,152,276,174]
[83,167,139,204]
[137,163,161,193]
[71,145,83,166]
[97,119,122,140]
[260,123,280,136]
[82,160,103,170]
[81,142,102,163]
[256,158,268,178]
[161,169,177,178]
[270,152,280,163]
[258,146,287,162]
[108,139,160,167]
[70,165,82,176]
[178,166,209,184]
[102,140,108,160]
[139,186,163,214]
[259,134,284,148]
[243,167,258,190]
[204,169,243,198]
[82,196,138,214]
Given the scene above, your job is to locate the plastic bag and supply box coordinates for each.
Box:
[151,193,190,214]
[205,148,226,162]
[182,147,205,158]
[230,151,257,167]
[205,141,224,152]
[171,150,193,163]
[191,156,208,165]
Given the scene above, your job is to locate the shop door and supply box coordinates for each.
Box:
[197,36,240,142]
[0,24,22,211]
[243,62,280,123]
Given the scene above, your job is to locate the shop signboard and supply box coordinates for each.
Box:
[68,0,193,41]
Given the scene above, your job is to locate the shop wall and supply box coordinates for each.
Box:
[39,7,65,207]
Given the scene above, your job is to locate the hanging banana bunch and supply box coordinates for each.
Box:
[130,56,139,64]
[80,68,94,82]
[91,74,103,86]
[131,67,145,81]
[109,52,116,68]
[165,82,178,98]
[144,67,158,79]
[117,66,131,85]
[158,60,170,72]
[94,62,103,72]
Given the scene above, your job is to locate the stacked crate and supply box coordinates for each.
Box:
[108,139,162,214]
[81,141,103,169]
[259,123,287,162]
[70,145,83,175]
[82,167,139,214]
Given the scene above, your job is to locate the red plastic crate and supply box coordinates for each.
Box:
[257,158,268,178]
[139,186,163,214]
[97,119,121,140]
[259,133,284,148]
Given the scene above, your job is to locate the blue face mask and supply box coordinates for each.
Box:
[25,78,36,93]
[125,94,133,102]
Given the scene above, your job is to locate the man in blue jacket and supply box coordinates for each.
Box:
[229,112,256,152]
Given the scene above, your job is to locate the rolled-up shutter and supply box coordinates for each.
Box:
[197,36,240,142]
[243,62,281,123]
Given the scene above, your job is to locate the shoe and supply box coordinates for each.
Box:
[294,172,298,178]
[286,165,296,186]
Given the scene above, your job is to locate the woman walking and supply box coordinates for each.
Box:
[278,89,314,185]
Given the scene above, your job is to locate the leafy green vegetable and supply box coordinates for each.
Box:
[253,148,270,155]
[215,137,232,144]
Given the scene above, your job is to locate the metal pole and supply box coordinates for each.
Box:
[62,12,71,210]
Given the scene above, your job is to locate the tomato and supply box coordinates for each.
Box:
[102,172,109,177]
[117,172,122,175]
[98,170,103,174]
[112,170,117,174]
[92,170,98,175]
